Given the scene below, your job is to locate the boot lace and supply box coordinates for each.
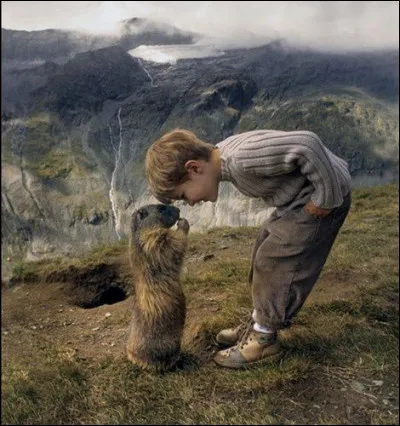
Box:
[223,310,254,356]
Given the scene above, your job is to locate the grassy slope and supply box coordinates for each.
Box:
[238,87,399,173]
[1,183,399,425]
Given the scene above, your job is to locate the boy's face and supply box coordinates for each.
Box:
[171,159,219,206]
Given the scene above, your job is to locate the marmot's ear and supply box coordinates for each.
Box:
[138,208,149,220]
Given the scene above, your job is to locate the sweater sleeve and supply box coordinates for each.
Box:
[235,131,344,209]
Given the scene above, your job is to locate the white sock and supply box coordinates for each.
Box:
[253,322,275,334]
[252,310,275,334]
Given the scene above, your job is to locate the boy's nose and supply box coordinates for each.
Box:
[188,200,195,207]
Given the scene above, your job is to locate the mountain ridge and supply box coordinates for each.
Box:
[1,28,398,269]
[1,17,199,64]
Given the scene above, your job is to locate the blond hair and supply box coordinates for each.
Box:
[145,129,215,203]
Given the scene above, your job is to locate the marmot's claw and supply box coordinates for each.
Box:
[177,218,190,233]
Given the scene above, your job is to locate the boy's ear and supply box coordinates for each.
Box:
[184,160,203,174]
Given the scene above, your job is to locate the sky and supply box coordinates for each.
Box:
[1,1,399,51]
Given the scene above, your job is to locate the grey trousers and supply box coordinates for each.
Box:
[249,193,351,330]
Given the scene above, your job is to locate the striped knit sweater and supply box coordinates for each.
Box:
[216,130,351,216]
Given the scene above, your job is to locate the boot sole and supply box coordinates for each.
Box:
[213,350,283,369]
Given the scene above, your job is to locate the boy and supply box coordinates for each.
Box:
[145,129,352,369]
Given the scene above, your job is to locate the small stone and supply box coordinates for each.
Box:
[372,380,384,386]
[92,327,100,331]
[350,380,365,393]
[31,326,37,330]
[223,233,238,239]
[105,312,111,318]
[3,331,8,335]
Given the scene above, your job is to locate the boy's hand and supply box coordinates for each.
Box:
[177,218,190,234]
[305,200,332,217]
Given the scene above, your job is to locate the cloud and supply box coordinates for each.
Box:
[1,1,399,51]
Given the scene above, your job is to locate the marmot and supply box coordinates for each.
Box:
[126,203,190,371]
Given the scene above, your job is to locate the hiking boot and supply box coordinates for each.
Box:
[215,313,254,347]
[213,330,282,369]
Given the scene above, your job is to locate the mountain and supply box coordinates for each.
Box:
[1,17,198,65]
[30,46,150,124]
[1,25,399,271]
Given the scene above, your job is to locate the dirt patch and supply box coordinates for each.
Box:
[1,278,217,366]
[2,282,130,362]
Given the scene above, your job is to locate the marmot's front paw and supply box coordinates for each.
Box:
[177,218,190,234]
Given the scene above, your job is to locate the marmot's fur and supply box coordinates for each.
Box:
[126,204,189,371]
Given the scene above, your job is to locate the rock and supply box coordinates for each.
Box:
[223,233,238,239]
[350,380,365,393]
[88,212,101,225]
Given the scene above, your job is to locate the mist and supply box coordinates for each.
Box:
[1,1,399,52]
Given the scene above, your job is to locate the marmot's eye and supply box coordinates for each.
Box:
[159,205,167,213]
[138,208,148,220]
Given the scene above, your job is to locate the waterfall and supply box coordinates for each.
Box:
[137,58,157,87]
[108,107,124,239]
[107,122,118,155]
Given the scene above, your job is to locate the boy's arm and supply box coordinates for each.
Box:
[236,131,346,210]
